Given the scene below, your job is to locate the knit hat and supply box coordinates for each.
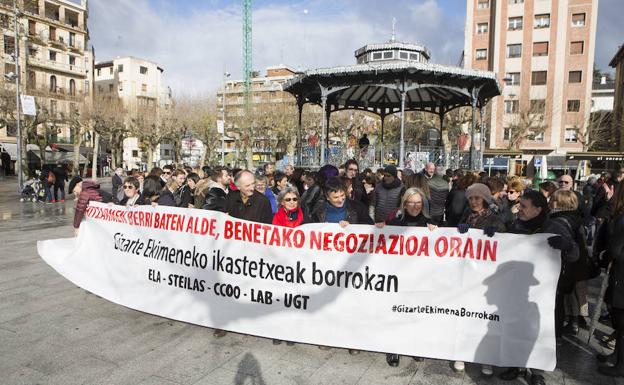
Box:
[465,183,492,204]
[384,165,398,178]
[68,176,83,194]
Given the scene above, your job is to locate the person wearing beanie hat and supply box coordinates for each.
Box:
[384,165,398,179]
[453,182,506,378]
[373,165,404,223]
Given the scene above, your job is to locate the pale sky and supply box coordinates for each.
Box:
[89,0,623,96]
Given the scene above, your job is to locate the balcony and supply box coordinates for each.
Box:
[49,36,67,51]
[67,41,83,53]
[26,85,85,102]
[27,56,86,76]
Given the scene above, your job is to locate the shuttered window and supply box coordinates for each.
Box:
[570,41,584,55]
[533,42,549,56]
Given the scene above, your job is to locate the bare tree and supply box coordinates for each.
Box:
[575,110,620,152]
[90,95,127,170]
[504,102,548,149]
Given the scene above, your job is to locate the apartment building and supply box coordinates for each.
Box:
[216,65,297,165]
[464,0,598,157]
[611,44,624,152]
[0,0,92,146]
[94,56,173,169]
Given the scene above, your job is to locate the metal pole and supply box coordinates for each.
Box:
[221,73,226,166]
[380,112,385,166]
[13,0,23,192]
[297,102,303,167]
[469,91,477,170]
[479,105,485,171]
[399,90,406,169]
[320,94,327,165]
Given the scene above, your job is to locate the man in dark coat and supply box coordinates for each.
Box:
[201,166,230,212]
[309,176,373,225]
[344,159,367,206]
[225,170,273,225]
[52,164,68,202]
[373,165,403,223]
[426,165,450,225]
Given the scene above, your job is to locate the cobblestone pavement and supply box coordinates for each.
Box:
[0,176,621,385]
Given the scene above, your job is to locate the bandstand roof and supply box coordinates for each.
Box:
[283,61,501,116]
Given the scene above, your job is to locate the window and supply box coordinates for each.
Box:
[108,84,113,92]
[49,50,56,61]
[372,52,382,60]
[527,130,544,142]
[565,128,578,142]
[27,71,35,88]
[399,51,408,59]
[4,63,15,76]
[69,79,75,96]
[118,81,123,91]
[409,53,419,61]
[508,17,523,30]
[383,51,393,59]
[507,44,522,58]
[569,70,582,83]
[531,71,547,85]
[85,80,89,95]
[109,67,113,75]
[572,13,586,27]
[49,26,56,41]
[49,75,57,92]
[140,66,148,75]
[477,23,488,34]
[570,41,584,55]
[567,99,580,112]
[477,0,489,9]
[504,100,519,114]
[503,127,511,141]
[118,64,123,73]
[164,149,171,156]
[530,99,546,113]
[476,48,487,60]
[132,150,139,157]
[4,35,14,55]
[69,56,76,66]
[533,42,549,56]
[141,84,147,92]
[505,72,521,86]
[535,14,550,28]
[69,32,75,47]
[96,68,101,76]
[50,100,57,116]
[509,0,524,4]
[28,20,36,35]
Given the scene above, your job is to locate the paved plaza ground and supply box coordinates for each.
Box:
[0,175,622,385]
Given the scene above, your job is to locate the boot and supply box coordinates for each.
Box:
[600,332,624,377]
[499,367,525,381]
[530,373,546,385]
[386,353,400,367]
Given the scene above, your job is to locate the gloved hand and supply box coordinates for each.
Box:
[483,226,497,237]
[547,235,572,251]
[458,223,470,234]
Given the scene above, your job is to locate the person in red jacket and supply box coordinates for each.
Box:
[272,185,304,228]
[68,176,104,236]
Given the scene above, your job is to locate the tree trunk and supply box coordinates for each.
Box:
[73,134,82,177]
[146,142,154,171]
[92,131,99,179]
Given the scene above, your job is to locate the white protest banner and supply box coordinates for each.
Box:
[37,202,560,370]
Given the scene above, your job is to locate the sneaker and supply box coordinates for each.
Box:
[272,339,282,345]
[286,341,295,346]
[348,349,360,355]
[318,345,331,350]
[452,361,465,372]
[213,329,227,338]
[481,364,494,377]
[386,353,400,367]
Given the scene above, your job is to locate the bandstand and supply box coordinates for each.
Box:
[283,39,502,169]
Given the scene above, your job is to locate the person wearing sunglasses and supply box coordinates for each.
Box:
[119,177,145,206]
[272,185,304,228]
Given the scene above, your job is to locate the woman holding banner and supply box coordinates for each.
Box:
[381,187,436,367]
[119,177,145,207]
[272,185,304,228]
[455,182,505,377]
[501,190,579,385]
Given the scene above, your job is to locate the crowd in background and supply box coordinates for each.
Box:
[66,160,624,385]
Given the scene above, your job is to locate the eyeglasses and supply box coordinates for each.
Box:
[123,185,135,190]
[163,171,171,175]
[283,197,299,202]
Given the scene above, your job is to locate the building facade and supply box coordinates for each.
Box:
[591,75,615,112]
[610,44,624,152]
[1,0,91,146]
[94,56,172,169]
[216,65,297,165]
[464,0,598,155]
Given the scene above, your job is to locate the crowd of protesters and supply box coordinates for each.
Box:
[67,159,624,385]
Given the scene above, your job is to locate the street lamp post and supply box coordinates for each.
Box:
[221,71,230,166]
[13,0,23,193]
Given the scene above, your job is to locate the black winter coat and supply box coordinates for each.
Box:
[225,190,273,224]
[203,187,227,212]
[157,189,176,207]
[445,187,467,227]
[308,199,373,225]
[300,184,321,214]
[607,214,624,308]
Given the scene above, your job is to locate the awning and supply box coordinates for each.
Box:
[0,142,40,161]
[546,156,579,170]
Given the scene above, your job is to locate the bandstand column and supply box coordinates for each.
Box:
[399,90,407,169]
